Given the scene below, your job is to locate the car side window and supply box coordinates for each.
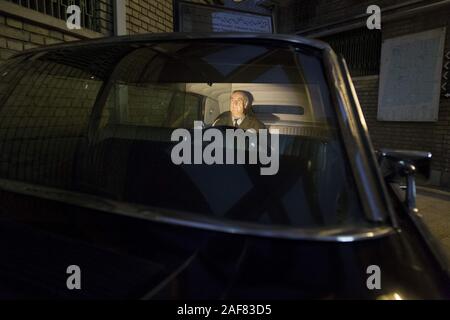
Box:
[104,83,202,129]
[0,58,103,187]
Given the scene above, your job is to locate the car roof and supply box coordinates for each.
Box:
[11,32,332,58]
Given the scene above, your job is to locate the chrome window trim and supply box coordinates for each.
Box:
[0,178,394,243]
[338,57,398,227]
[322,48,389,222]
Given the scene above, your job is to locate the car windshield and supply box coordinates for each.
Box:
[0,40,369,229]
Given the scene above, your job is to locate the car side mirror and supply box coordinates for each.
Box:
[376,149,432,179]
[376,148,432,212]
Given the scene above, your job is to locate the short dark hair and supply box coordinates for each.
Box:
[232,90,253,107]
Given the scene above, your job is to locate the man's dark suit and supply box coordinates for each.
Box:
[212,111,266,130]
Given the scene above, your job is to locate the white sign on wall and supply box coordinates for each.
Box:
[377,28,446,122]
[211,11,272,33]
[176,1,273,33]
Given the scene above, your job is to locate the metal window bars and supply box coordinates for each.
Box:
[5,0,111,33]
[320,27,382,77]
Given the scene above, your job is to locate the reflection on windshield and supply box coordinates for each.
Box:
[0,41,367,229]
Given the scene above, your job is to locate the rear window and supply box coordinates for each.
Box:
[253,105,305,115]
[0,41,368,229]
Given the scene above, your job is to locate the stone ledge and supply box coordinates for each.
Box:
[0,1,104,40]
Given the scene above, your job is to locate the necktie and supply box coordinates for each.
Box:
[234,119,239,127]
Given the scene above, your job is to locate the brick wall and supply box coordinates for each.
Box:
[0,0,175,63]
[97,0,115,35]
[0,15,81,62]
[0,0,115,62]
[354,73,450,187]
[354,75,449,170]
[126,0,174,34]
[1,0,272,61]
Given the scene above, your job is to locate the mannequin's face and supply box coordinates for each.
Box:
[230,92,247,118]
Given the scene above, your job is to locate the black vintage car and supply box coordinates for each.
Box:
[0,33,449,299]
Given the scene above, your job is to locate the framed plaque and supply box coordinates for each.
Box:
[378,28,446,122]
[174,0,274,33]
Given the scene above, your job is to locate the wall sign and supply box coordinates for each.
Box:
[174,1,274,33]
[443,50,450,98]
[377,28,447,121]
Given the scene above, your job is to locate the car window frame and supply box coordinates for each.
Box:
[0,34,396,241]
